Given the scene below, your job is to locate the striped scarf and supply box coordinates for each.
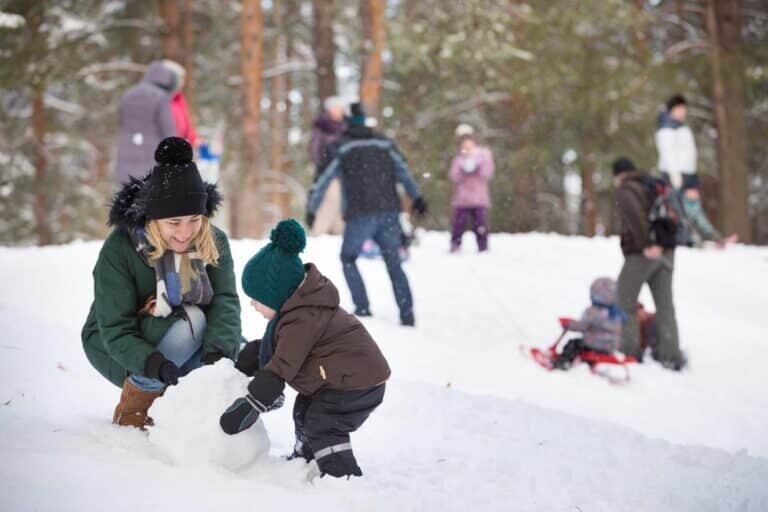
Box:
[131,227,214,317]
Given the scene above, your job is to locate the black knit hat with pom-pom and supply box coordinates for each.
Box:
[145,137,208,220]
[241,219,307,310]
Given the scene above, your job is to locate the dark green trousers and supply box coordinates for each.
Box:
[617,250,683,364]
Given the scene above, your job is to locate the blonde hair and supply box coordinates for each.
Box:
[145,216,220,266]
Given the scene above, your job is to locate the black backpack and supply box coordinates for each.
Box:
[645,177,687,248]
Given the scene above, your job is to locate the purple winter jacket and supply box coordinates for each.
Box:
[449,146,495,208]
[309,113,345,172]
[113,61,177,184]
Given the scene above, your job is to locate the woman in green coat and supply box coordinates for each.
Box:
[82,137,242,429]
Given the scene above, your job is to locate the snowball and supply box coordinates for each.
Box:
[149,361,270,472]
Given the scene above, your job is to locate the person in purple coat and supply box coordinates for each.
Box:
[114,61,178,184]
[448,124,495,252]
[309,96,346,174]
[307,96,346,235]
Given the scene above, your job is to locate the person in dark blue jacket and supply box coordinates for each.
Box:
[308,103,427,326]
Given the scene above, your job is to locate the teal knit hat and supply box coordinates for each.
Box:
[241,219,307,310]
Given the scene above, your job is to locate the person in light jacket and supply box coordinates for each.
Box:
[448,124,495,252]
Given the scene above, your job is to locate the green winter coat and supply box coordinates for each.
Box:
[81,226,242,387]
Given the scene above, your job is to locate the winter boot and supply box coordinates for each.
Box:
[553,338,584,370]
[286,439,314,462]
[113,378,165,429]
[317,449,363,478]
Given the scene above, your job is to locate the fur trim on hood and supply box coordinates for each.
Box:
[107,173,223,232]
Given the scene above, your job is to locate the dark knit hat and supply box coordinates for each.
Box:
[666,94,687,112]
[241,219,307,310]
[145,137,208,220]
[612,157,636,176]
[346,102,367,126]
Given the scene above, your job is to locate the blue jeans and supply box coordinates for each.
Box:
[340,212,413,320]
[130,305,206,392]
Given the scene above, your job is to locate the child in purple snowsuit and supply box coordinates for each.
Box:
[554,277,627,370]
[449,124,495,252]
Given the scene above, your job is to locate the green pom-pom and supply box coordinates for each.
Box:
[270,218,306,254]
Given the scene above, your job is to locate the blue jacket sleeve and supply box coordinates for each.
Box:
[389,146,421,199]
[308,158,341,213]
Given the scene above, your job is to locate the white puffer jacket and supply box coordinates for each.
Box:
[655,115,697,189]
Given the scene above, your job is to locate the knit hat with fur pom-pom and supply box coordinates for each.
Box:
[241,219,307,310]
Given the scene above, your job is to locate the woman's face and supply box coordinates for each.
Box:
[460,138,476,154]
[157,215,203,252]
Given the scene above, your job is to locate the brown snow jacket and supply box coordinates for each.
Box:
[616,171,653,256]
[264,264,390,396]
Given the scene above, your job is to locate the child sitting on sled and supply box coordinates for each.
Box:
[554,277,627,370]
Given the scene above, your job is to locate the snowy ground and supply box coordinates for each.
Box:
[2,231,767,511]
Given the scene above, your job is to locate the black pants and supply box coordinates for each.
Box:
[292,384,385,463]
[554,338,610,370]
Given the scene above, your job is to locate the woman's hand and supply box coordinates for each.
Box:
[202,351,225,365]
[158,361,180,386]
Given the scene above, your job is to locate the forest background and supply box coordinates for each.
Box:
[1,0,766,245]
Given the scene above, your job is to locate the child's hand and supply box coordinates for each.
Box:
[219,394,263,435]
[219,392,285,435]
[234,339,262,376]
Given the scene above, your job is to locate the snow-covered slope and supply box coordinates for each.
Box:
[2,232,767,511]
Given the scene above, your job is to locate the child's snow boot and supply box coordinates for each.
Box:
[317,449,363,478]
[113,378,164,429]
[553,338,584,370]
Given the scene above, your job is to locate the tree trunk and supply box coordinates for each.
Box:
[181,0,195,112]
[159,0,196,124]
[279,0,299,218]
[359,0,385,120]
[312,0,337,104]
[269,1,288,222]
[579,39,597,237]
[32,86,52,246]
[706,0,751,243]
[158,0,182,62]
[238,0,265,238]
[581,157,596,237]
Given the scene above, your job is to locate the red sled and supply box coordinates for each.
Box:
[520,318,637,385]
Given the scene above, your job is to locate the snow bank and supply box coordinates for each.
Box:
[1,231,767,510]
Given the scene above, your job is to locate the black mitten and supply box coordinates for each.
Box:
[234,339,262,376]
[317,450,363,478]
[247,370,286,406]
[219,371,286,435]
[220,394,262,435]
[202,351,225,365]
[412,196,428,216]
[145,351,179,385]
[158,361,180,385]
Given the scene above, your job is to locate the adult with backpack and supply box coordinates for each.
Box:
[612,157,686,371]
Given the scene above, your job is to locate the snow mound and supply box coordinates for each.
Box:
[149,361,269,472]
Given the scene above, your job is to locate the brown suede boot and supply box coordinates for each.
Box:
[113,378,165,429]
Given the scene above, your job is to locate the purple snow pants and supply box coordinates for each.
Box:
[450,206,488,252]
